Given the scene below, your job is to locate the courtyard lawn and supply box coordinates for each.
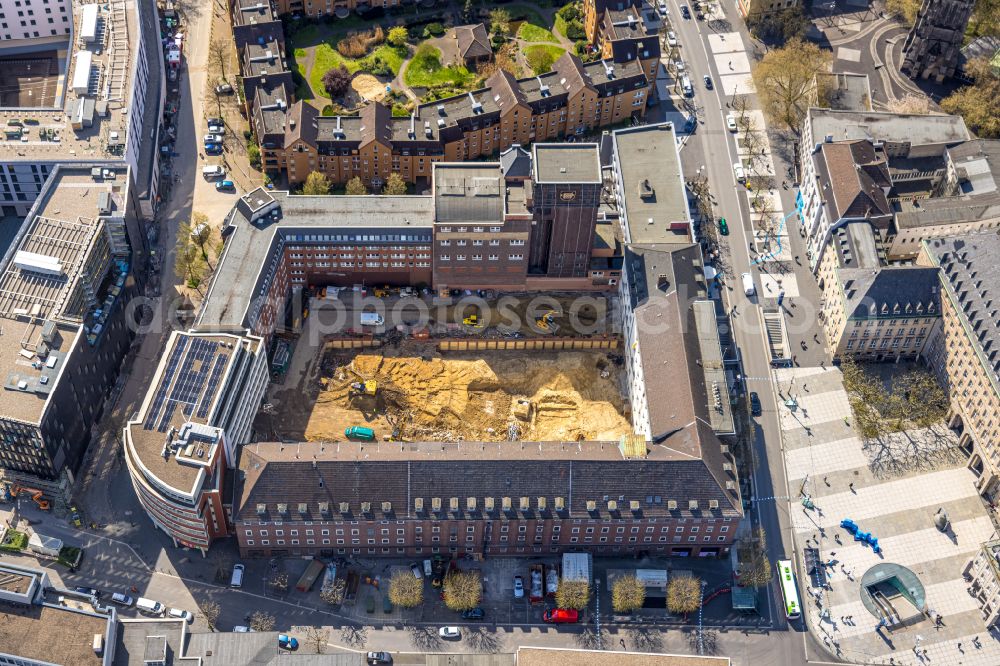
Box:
[404,43,475,89]
[524,44,566,75]
[517,21,559,43]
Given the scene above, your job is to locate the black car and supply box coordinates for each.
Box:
[680,4,691,18]
[462,607,485,620]
[74,586,101,598]
[703,75,713,90]
[749,392,762,416]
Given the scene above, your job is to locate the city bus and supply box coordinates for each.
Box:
[776,559,801,620]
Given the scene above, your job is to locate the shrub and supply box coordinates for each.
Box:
[565,19,585,41]
[387,26,408,48]
[337,26,385,59]
[322,65,352,97]
[557,3,580,22]
[423,22,446,38]
[359,54,393,77]
[247,143,261,169]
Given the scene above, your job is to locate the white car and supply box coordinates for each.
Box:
[667,31,678,47]
[233,625,252,632]
[513,575,525,599]
[207,123,225,134]
[439,626,461,640]
[726,114,738,132]
[658,1,669,14]
[733,161,746,183]
[203,133,223,144]
[168,608,194,623]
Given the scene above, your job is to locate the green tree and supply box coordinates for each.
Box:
[382,172,408,195]
[489,8,511,36]
[526,47,557,75]
[302,171,332,195]
[387,26,409,48]
[247,142,261,169]
[182,212,212,260]
[969,0,1000,38]
[345,176,368,195]
[941,58,1000,138]
[555,580,591,610]
[442,570,483,611]
[886,0,921,25]
[462,0,475,22]
[175,234,207,291]
[748,6,808,44]
[752,38,832,134]
[611,575,646,613]
[388,571,424,607]
[667,576,702,616]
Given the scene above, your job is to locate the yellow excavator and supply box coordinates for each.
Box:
[462,314,485,328]
[535,310,560,331]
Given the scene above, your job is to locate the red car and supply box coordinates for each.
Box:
[543,608,579,623]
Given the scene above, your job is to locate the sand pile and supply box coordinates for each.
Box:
[352,73,387,101]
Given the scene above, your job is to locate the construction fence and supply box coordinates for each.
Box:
[323,336,379,350]
[438,337,620,352]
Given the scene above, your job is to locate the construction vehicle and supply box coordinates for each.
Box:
[350,380,378,397]
[68,506,82,528]
[462,314,484,328]
[373,286,390,298]
[12,485,50,511]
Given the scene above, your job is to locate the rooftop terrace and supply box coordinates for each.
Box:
[0,603,110,665]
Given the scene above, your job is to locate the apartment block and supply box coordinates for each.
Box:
[0,0,71,47]
[0,164,145,480]
[921,232,1000,502]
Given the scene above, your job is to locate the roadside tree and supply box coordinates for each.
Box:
[198,600,221,631]
[306,627,329,654]
[346,176,368,195]
[667,576,702,616]
[249,611,276,632]
[382,172,408,195]
[555,580,591,610]
[388,571,424,607]
[737,527,773,587]
[320,578,347,606]
[442,570,483,611]
[752,39,832,134]
[611,575,646,613]
[302,171,333,196]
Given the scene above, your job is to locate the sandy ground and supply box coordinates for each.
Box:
[302,350,630,443]
[352,73,388,102]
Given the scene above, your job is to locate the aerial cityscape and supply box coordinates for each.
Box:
[0,0,998,662]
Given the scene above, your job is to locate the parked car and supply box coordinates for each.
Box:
[233,626,252,632]
[718,218,729,236]
[203,134,223,144]
[658,1,668,14]
[438,626,461,640]
[680,4,691,18]
[462,607,485,620]
[215,180,235,191]
[207,116,223,127]
[204,143,222,155]
[278,634,299,650]
[215,83,234,95]
[207,121,225,134]
[513,575,525,599]
[74,586,100,598]
[703,75,713,90]
[168,608,194,623]
[367,653,393,665]
[543,608,580,623]
[667,31,677,46]
[726,114,738,132]
[345,425,376,440]
[110,592,134,606]
[409,562,423,579]
[750,391,762,416]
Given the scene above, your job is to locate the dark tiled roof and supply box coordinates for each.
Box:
[285,101,318,146]
[236,440,742,522]
[552,53,593,96]
[456,23,491,60]
[360,101,393,147]
[500,145,532,179]
[486,69,528,110]
[839,266,941,320]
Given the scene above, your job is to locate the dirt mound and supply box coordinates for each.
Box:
[304,351,630,443]
[352,73,387,101]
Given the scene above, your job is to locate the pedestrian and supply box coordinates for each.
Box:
[849,482,855,493]
[823,476,830,486]
[620,638,626,649]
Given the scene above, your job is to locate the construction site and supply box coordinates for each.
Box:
[265,345,631,444]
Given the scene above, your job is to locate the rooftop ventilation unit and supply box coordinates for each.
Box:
[467,497,477,511]
[424,120,433,138]
[437,118,447,128]
[554,497,565,511]
[468,92,483,114]
[333,116,345,139]
[14,251,62,277]
[537,76,550,96]
[602,59,615,79]
[638,178,654,199]
[484,497,495,511]
[437,104,446,116]
[408,112,416,139]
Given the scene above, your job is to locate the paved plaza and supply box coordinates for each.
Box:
[774,366,1000,665]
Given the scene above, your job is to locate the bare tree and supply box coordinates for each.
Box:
[198,599,221,631]
[209,37,229,81]
[249,610,276,632]
[320,578,347,606]
[667,576,702,616]
[268,571,289,594]
[388,571,424,607]
[442,570,483,611]
[306,626,329,654]
[555,580,591,610]
[737,527,773,587]
[612,574,646,613]
[341,624,369,647]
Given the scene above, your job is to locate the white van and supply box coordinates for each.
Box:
[741,272,756,297]
[360,312,384,327]
[733,162,746,183]
[681,75,693,97]
[136,597,164,615]
[202,165,225,179]
[231,563,245,588]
